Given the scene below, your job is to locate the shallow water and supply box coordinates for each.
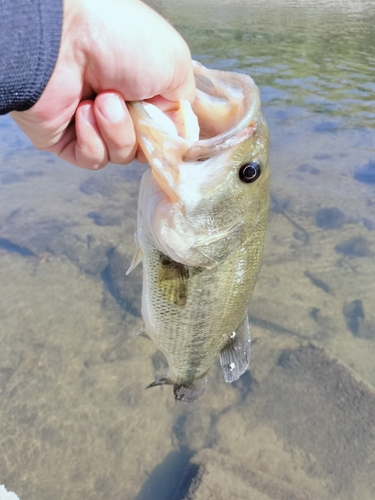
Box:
[0,1,375,499]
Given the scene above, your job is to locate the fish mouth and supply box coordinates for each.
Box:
[183,121,257,162]
[129,61,261,161]
[183,61,261,161]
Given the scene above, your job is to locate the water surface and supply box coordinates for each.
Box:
[0,1,374,499]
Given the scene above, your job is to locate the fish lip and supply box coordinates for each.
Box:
[183,121,257,162]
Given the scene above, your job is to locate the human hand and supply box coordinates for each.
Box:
[10,0,195,169]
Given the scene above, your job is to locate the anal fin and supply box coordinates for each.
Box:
[220,315,251,383]
[133,324,150,340]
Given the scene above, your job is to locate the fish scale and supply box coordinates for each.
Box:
[142,228,266,381]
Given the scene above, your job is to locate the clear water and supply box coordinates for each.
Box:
[0,1,374,499]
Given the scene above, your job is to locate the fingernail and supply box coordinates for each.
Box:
[81,104,96,126]
[100,95,125,122]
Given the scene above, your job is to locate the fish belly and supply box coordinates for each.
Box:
[140,227,264,385]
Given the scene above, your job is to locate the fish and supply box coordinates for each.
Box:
[127,61,270,402]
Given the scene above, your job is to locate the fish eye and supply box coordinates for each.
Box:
[239,161,261,183]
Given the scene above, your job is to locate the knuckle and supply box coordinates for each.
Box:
[78,145,108,170]
[108,145,136,165]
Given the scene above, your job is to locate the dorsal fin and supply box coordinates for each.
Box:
[173,376,207,403]
[146,375,172,389]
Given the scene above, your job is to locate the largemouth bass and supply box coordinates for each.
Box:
[127,62,270,402]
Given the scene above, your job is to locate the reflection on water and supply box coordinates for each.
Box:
[0,1,374,499]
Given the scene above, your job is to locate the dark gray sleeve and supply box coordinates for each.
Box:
[0,0,62,114]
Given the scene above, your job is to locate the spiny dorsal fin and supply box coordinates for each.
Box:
[173,376,207,403]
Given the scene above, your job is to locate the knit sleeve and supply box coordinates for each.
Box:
[0,0,63,114]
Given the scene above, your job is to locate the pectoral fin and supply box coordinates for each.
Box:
[173,376,207,403]
[126,233,143,275]
[158,253,189,307]
[220,316,251,383]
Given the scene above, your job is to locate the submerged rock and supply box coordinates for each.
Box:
[179,342,375,499]
[185,449,329,500]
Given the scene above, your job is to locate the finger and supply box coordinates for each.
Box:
[47,101,109,170]
[94,91,137,164]
[157,42,196,104]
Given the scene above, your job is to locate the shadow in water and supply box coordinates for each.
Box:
[0,237,34,257]
[101,248,142,317]
[354,160,375,185]
[135,446,198,500]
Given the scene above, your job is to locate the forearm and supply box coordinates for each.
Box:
[0,0,62,114]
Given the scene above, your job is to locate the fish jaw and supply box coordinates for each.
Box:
[128,100,199,204]
[136,169,198,266]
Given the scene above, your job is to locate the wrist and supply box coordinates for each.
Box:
[61,0,88,83]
